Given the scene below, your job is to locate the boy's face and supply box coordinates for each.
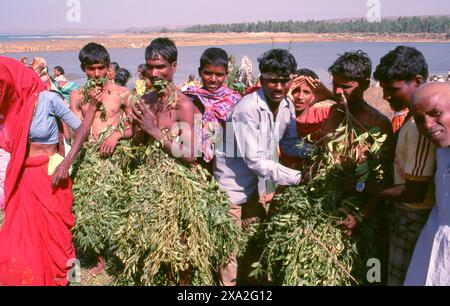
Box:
[380,79,420,112]
[82,63,108,80]
[54,68,61,77]
[199,64,227,93]
[261,75,292,105]
[145,56,176,83]
[291,83,315,113]
[332,74,368,104]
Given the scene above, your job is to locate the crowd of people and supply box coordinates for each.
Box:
[0,37,449,286]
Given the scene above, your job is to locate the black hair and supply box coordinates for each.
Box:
[114,67,131,87]
[373,46,429,82]
[79,42,111,68]
[199,47,229,72]
[137,63,146,72]
[328,50,372,82]
[145,37,178,64]
[296,68,318,79]
[258,49,297,78]
[54,66,65,75]
[110,62,120,72]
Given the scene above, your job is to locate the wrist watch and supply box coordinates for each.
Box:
[356,182,366,193]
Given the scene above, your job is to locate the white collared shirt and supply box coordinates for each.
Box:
[213,89,310,205]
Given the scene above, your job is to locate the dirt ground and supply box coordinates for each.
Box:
[1,32,448,54]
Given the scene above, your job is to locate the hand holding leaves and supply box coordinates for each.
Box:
[131,102,158,139]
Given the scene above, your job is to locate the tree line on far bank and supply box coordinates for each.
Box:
[176,16,450,36]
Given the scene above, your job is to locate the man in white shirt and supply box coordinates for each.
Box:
[215,49,312,285]
[405,82,450,285]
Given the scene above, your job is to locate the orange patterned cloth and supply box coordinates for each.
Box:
[392,109,410,134]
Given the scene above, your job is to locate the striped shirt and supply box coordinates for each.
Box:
[394,116,436,209]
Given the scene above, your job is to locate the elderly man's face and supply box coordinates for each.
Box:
[412,92,450,148]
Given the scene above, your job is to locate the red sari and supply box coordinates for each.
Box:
[0,56,76,286]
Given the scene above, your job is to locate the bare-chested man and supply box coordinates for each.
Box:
[70,43,132,156]
[318,50,394,284]
[131,37,201,163]
[322,51,393,234]
[68,43,133,273]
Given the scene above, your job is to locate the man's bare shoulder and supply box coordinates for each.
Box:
[327,103,345,117]
[114,84,131,95]
[323,103,346,134]
[364,103,392,134]
[70,88,83,101]
[365,103,390,122]
[177,91,199,112]
[113,85,131,105]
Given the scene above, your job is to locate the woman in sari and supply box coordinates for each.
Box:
[0,56,98,286]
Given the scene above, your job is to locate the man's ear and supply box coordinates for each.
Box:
[172,61,177,73]
[80,64,85,73]
[198,67,202,77]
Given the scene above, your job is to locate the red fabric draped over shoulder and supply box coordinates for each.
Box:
[0,56,46,206]
[0,57,76,286]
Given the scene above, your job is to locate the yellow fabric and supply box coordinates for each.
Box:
[404,174,434,182]
[394,117,436,209]
[47,153,65,175]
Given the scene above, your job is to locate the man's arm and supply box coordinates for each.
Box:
[295,76,335,104]
[233,110,301,186]
[339,179,429,237]
[345,173,430,203]
[70,89,84,120]
[341,121,435,235]
[173,95,199,163]
[52,100,99,186]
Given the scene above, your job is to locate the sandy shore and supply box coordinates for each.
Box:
[1,32,448,54]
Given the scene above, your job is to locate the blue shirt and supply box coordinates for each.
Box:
[29,91,81,145]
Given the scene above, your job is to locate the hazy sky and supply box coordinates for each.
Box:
[1,0,449,34]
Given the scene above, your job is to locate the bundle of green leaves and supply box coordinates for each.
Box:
[71,131,138,259]
[252,108,390,285]
[114,143,244,285]
[150,79,178,108]
[79,77,109,122]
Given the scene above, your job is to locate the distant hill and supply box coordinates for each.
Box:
[6,15,450,36]
[324,15,450,23]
